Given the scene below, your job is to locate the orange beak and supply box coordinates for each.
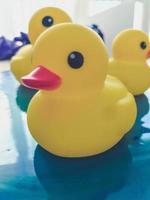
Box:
[147,50,150,59]
[21,65,62,90]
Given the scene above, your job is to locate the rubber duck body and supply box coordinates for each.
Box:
[108,29,150,96]
[22,24,137,158]
[11,7,72,83]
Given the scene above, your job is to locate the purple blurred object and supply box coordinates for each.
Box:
[14,32,30,46]
[0,37,16,60]
[89,24,105,42]
[0,32,30,61]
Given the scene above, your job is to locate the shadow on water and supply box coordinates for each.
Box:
[126,94,150,143]
[34,139,132,200]
[16,85,37,112]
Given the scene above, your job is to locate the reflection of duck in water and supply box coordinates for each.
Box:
[34,139,132,200]
[16,85,37,112]
[126,94,150,143]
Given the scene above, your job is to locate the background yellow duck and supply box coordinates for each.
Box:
[11,7,72,83]
[108,29,150,96]
[22,23,137,158]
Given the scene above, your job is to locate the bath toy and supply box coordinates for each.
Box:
[89,24,105,41]
[0,37,15,60]
[11,7,72,82]
[22,23,137,158]
[0,33,29,60]
[14,32,30,46]
[108,29,150,96]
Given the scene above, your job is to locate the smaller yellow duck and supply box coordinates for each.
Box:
[108,29,150,96]
[22,24,137,158]
[11,7,72,83]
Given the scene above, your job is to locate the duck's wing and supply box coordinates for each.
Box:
[101,75,137,133]
[10,44,33,82]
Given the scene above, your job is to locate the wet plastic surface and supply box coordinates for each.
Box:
[0,71,150,200]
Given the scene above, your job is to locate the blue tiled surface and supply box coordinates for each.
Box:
[0,71,150,200]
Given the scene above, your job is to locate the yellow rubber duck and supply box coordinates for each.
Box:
[108,29,150,96]
[22,24,137,158]
[11,7,72,83]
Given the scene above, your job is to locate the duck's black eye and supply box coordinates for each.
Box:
[68,51,84,69]
[42,16,53,27]
[140,41,147,50]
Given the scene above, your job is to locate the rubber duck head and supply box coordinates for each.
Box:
[112,29,150,63]
[22,23,108,96]
[28,7,72,44]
